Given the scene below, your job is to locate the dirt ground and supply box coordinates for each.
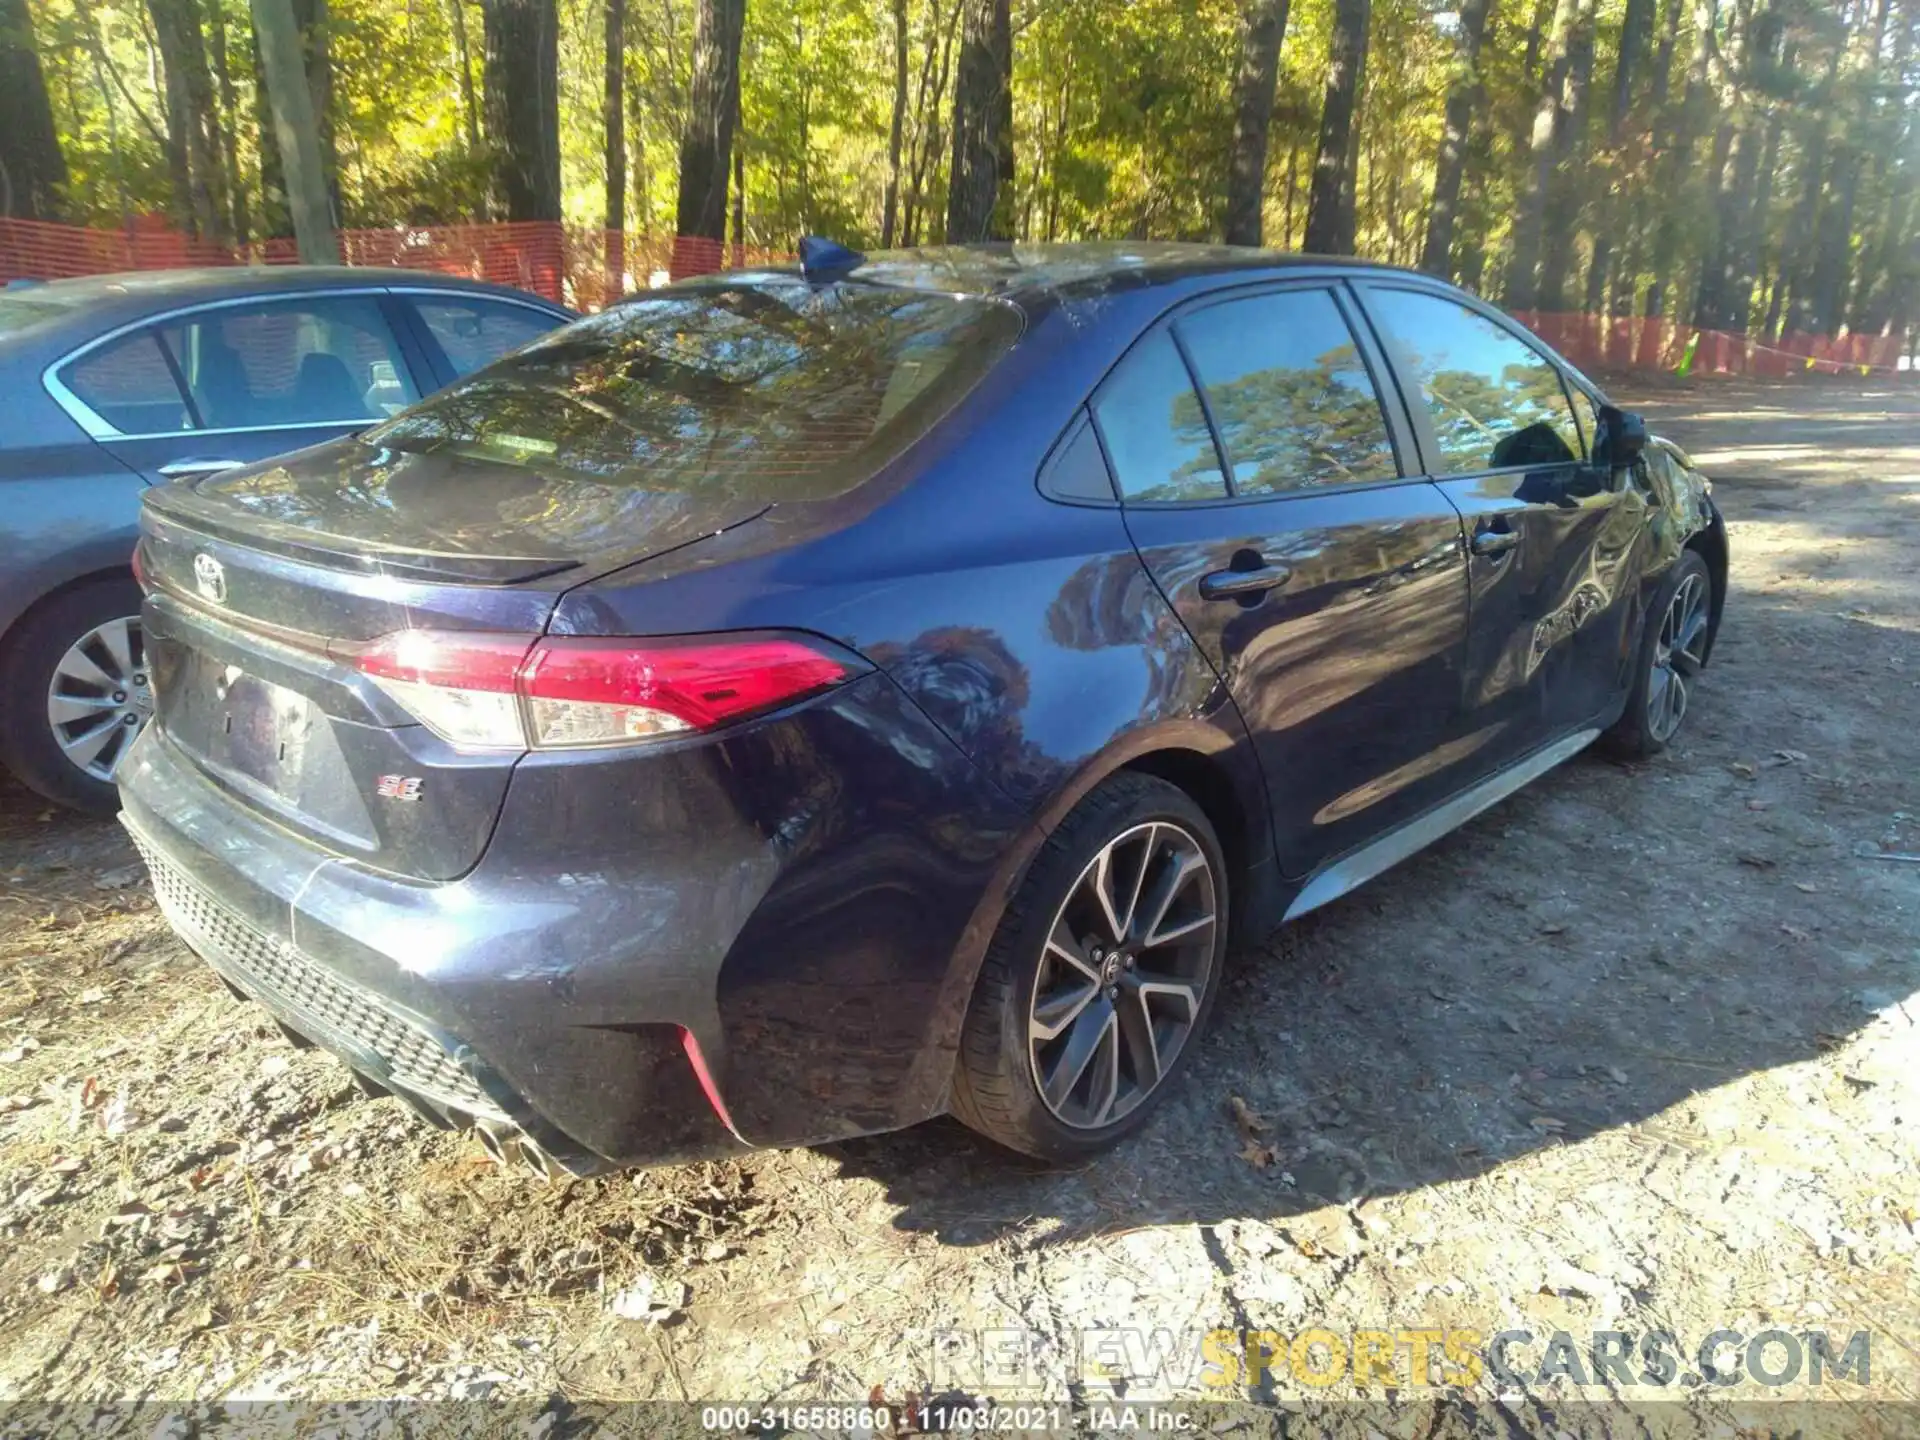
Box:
[0,378,1915,1423]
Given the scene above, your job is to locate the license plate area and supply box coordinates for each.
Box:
[182,660,315,793]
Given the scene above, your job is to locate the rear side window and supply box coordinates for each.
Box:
[1091,330,1227,502]
[1364,288,1582,475]
[413,297,560,378]
[1176,290,1398,494]
[156,296,417,429]
[63,332,192,434]
[369,280,1022,500]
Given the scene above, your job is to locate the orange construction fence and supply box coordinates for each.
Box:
[0,216,787,311]
[1,217,1909,374]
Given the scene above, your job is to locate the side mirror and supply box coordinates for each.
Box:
[1593,404,1648,470]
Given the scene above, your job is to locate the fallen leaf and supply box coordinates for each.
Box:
[1793,881,1819,893]
[1227,1095,1269,1136]
[92,865,144,891]
[36,1269,73,1295]
[1898,1205,1917,1235]
[49,1157,83,1176]
[1780,923,1811,941]
[1529,1115,1567,1132]
[78,987,107,1005]
[0,1094,39,1114]
[1728,762,1757,779]
[0,1038,42,1064]
[1239,1140,1279,1169]
[1538,922,1568,936]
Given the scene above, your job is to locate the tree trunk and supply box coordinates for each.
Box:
[882,0,908,246]
[1535,0,1596,309]
[947,0,1011,242]
[251,0,338,261]
[675,0,744,240]
[206,0,250,245]
[1223,0,1293,246]
[484,0,562,222]
[1303,0,1368,254]
[1608,0,1654,141]
[1420,0,1492,275]
[604,0,625,288]
[1504,0,1579,307]
[147,0,227,240]
[294,0,340,223]
[251,28,289,235]
[1642,0,1713,321]
[0,0,68,220]
[449,0,481,154]
[732,141,744,252]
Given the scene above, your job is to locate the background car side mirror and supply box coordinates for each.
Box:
[1593,405,1648,470]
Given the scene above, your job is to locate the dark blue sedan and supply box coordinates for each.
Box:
[0,267,571,813]
[117,243,1727,1172]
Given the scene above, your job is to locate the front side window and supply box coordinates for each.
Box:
[413,297,561,378]
[63,332,192,434]
[155,296,417,430]
[1176,289,1398,494]
[367,280,1022,500]
[1091,330,1227,503]
[1365,288,1582,476]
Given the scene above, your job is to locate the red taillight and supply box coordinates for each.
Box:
[352,629,861,752]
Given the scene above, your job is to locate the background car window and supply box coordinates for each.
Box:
[414,298,559,378]
[63,332,192,434]
[1366,289,1582,475]
[1176,290,1398,494]
[155,296,417,431]
[1091,330,1227,502]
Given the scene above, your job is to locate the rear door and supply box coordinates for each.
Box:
[1097,282,1472,880]
[394,291,570,385]
[1353,283,1652,752]
[55,292,424,486]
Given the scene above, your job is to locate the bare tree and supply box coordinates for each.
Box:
[605,0,626,286]
[251,0,338,260]
[882,0,909,246]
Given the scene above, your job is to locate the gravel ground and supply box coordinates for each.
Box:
[0,378,1914,1426]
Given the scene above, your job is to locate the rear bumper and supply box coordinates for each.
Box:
[118,668,1025,1170]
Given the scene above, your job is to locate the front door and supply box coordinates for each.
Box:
[1353,283,1650,756]
[1091,283,1472,880]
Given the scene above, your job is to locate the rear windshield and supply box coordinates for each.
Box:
[367,280,1022,499]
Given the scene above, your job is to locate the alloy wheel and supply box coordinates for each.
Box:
[1647,571,1709,745]
[46,617,151,783]
[1027,820,1218,1130]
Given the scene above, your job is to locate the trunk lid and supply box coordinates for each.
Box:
[138,437,765,882]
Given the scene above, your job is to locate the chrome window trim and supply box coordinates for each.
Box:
[41,284,567,442]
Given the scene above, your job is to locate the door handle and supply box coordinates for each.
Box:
[1199,564,1292,601]
[1470,527,1520,557]
[157,457,246,480]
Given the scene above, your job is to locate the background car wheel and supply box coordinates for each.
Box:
[950,772,1228,1161]
[0,577,150,817]
[1604,549,1712,761]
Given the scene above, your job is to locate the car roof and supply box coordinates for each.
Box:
[726,240,1430,304]
[2,266,569,356]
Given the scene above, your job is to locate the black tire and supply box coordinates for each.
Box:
[1603,548,1713,761]
[0,577,147,817]
[951,772,1228,1161]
